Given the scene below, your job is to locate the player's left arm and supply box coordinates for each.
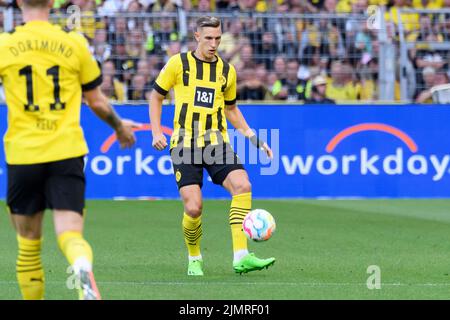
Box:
[225,103,273,160]
[224,66,272,159]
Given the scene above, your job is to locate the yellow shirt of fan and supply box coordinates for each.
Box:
[0,21,102,164]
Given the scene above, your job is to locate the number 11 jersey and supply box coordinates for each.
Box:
[0,21,102,164]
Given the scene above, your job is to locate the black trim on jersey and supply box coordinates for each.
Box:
[221,61,230,92]
[204,114,212,143]
[217,107,224,131]
[81,74,103,92]
[225,99,236,105]
[178,103,188,129]
[153,82,168,96]
[192,112,200,138]
[180,52,190,86]
[195,58,203,80]
[210,61,217,82]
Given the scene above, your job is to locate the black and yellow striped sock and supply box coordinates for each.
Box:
[16,235,45,300]
[229,192,251,254]
[182,213,202,258]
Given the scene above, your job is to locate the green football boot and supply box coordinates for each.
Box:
[187,259,204,276]
[233,253,276,274]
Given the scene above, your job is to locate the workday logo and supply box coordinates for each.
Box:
[85,124,175,176]
[281,122,450,181]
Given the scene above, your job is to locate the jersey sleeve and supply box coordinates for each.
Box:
[0,33,9,77]
[76,33,102,91]
[153,55,179,96]
[224,64,237,105]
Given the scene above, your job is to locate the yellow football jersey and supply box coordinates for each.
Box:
[0,21,102,164]
[154,51,237,149]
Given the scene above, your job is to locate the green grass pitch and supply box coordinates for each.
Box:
[1,199,450,300]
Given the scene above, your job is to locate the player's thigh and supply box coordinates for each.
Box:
[7,163,46,216]
[10,211,45,240]
[179,185,203,217]
[171,147,204,189]
[53,210,84,236]
[46,156,86,216]
[205,143,247,194]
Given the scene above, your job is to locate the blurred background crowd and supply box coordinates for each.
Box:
[1,0,450,104]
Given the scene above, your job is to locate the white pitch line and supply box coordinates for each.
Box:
[1,281,450,287]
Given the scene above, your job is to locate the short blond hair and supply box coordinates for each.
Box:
[23,0,50,8]
[196,16,221,30]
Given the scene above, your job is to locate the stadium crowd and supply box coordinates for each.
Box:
[1,0,450,103]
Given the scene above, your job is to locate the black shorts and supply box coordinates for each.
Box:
[7,156,86,216]
[170,143,245,189]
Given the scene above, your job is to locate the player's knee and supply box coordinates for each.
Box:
[17,228,41,240]
[234,180,252,195]
[185,202,203,218]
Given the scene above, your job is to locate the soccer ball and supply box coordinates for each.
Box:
[242,209,276,242]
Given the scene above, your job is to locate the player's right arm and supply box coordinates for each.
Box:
[84,87,137,149]
[75,32,137,148]
[149,55,179,151]
[149,89,167,150]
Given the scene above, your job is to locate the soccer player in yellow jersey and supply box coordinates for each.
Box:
[0,0,136,299]
[150,16,276,276]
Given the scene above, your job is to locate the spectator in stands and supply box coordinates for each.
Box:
[273,55,287,80]
[109,16,128,44]
[147,0,179,12]
[216,0,240,11]
[273,59,309,101]
[128,74,151,101]
[265,71,279,99]
[166,40,182,59]
[385,0,420,33]
[99,0,127,16]
[237,67,268,101]
[242,16,264,56]
[412,32,447,92]
[220,19,246,65]
[359,57,379,101]
[101,60,126,102]
[147,54,165,78]
[71,0,99,39]
[137,59,155,95]
[147,12,179,55]
[197,0,211,11]
[415,66,437,103]
[305,17,344,61]
[298,45,320,80]
[93,28,112,63]
[415,68,450,103]
[355,20,375,57]
[257,31,278,70]
[126,0,146,32]
[235,44,257,71]
[412,0,442,9]
[326,60,360,101]
[437,0,450,41]
[126,28,146,61]
[305,75,336,104]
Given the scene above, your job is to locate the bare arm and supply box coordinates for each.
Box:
[225,104,273,159]
[149,89,168,150]
[84,86,136,148]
